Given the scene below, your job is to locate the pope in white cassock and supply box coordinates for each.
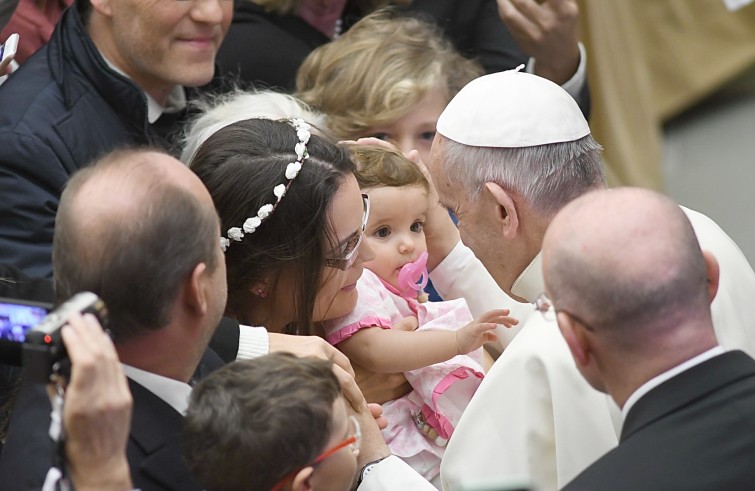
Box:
[418,68,755,491]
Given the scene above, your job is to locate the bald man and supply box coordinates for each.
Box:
[544,188,755,490]
[0,149,228,490]
[427,69,755,490]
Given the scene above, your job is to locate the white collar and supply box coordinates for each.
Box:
[512,252,543,302]
[121,364,193,416]
[102,57,187,124]
[621,346,725,419]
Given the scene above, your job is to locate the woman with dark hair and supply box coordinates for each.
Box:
[190,117,371,336]
[189,117,437,490]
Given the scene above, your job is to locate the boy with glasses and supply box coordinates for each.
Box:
[183,353,361,491]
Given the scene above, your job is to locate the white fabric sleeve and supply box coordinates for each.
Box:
[236,325,270,360]
[526,42,587,103]
[429,242,531,354]
[358,455,436,490]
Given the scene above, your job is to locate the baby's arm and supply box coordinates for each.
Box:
[337,309,516,373]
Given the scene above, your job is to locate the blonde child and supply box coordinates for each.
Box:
[324,145,517,484]
[296,8,483,164]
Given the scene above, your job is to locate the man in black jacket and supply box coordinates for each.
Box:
[0,0,232,277]
[0,148,229,491]
[543,188,755,491]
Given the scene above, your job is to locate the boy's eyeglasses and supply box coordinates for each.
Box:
[271,416,361,491]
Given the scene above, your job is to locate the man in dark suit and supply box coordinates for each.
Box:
[0,148,228,491]
[542,187,755,491]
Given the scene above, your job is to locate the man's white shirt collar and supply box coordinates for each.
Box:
[102,57,186,124]
[121,364,192,416]
[512,252,544,302]
[621,346,725,420]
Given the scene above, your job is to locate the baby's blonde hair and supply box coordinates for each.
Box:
[350,144,429,193]
[296,8,483,140]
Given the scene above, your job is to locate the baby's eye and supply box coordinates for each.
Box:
[375,227,391,238]
[419,131,436,142]
[371,133,390,141]
[410,222,424,233]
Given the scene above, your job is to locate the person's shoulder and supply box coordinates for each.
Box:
[0,52,63,133]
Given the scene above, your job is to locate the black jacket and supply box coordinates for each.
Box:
[562,351,755,491]
[0,349,225,491]
[0,7,201,278]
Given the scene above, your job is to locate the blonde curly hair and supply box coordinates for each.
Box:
[296,8,483,140]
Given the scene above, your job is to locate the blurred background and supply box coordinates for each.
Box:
[581,0,755,263]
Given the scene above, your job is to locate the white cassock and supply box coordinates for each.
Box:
[431,206,755,491]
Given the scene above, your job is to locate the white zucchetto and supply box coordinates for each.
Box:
[437,66,590,148]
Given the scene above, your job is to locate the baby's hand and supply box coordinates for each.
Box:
[455,309,518,354]
[393,315,419,332]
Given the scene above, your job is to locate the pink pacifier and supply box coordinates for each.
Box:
[397,252,430,303]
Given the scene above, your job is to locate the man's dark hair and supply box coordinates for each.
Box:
[183,353,341,491]
[53,149,219,342]
[190,118,355,335]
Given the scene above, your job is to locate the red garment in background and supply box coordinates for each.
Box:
[0,0,73,64]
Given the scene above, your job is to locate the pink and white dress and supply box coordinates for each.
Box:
[324,268,485,483]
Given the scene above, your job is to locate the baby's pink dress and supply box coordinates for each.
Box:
[324,268,485,482]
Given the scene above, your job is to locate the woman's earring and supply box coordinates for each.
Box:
[256,289,268,298]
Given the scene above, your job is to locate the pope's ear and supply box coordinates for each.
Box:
[484,182,519,240]
[557,311,590,367]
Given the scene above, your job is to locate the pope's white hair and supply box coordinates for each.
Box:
[180,89,327,164]
[439,134,606,218]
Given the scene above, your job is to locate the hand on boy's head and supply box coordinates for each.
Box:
[268,333,355,378]
[332,363,369,413]
[367,403,389,430]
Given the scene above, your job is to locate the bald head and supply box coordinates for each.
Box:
[543,188,712,346]
[53,149,222,342]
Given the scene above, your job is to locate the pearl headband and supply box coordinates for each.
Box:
[220,118,311,252]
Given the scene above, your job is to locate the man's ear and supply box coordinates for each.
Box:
[89,0,114,16]
[184,262,209,316]
[702,250,720,303]
[291,466,315,491]
[557,311,591,368]
[484,182,519,240]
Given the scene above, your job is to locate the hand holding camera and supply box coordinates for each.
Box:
[57,312,133,491]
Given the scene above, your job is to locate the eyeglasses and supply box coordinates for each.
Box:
[271,416,361,491]
[535,291,595,331]
[325,194,370,271]
[534,292,556,322]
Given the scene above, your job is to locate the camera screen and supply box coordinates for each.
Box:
[0,301,49,343]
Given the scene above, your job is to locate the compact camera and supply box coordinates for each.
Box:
[0,292,108,383]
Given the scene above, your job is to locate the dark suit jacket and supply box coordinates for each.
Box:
[0,348,224,491]
[562,350,755,491]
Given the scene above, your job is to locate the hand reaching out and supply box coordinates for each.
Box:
[497,0,581,85]
[456,309,518,354]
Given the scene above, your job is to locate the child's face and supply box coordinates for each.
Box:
[365,86,449,165]
[363,184,429,290]
[307,397,359,491]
